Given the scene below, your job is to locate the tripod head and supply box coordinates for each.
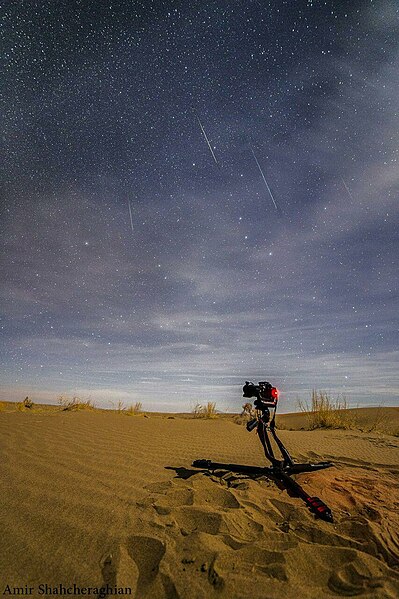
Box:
[243,380,279,431]
[243,381,278,410]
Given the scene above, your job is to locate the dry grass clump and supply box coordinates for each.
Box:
[0,401,7,412]
[23,396,34,408]
[115,400,126,414]
[234,402,256,426]
[113,400,143,415]
[58,395,95,411]
[16,397,35,411]
[362,405,388,433]
[242,402,255,417]
[126,402,143,416]
[298,390,356,430]
[193,402,218,419]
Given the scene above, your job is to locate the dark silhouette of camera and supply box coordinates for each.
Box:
[242,381,279,409]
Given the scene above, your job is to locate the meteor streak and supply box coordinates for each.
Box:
[250,146,278,210]
[341,178,354,202]
[196,116,218,165]
[127,199,134,234]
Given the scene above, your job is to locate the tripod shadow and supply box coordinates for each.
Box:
[165,466,202,480]
[165,465,294,496]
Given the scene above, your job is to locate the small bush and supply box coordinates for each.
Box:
[233,402,256,426]
[116,400,126,414]
[16,396,35,411]
[241,402,255,416]
[16,398,31,411]
[298,390,356,430]
[0,401,6,412]
[126,402,143,416]
[204,402,217,418]
[193,403,203,418]
[58,395,95,411]
[192,402,218,419]
[364,405,387,433]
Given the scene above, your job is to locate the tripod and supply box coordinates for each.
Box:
[193,403,334,522]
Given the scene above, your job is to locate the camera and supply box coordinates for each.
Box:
[242,381,279,409]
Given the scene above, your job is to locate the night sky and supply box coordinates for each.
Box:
[1,1,398,412]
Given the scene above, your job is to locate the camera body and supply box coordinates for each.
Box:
[242,381,279,409]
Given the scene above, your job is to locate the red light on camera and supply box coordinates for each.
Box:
[271,387,279,400]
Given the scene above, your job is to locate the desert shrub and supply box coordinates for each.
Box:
[15,396,35,411]
[298,390,356,430]
[364,405,388,433]
[233,402,256,426]
[192,403,203,418]
[0,401,6,412]
[126,402,143,416]
[241,402,255,417]
[23,396,34,409]
[193,403,203,418]
[204,402,217,418]
[192,402,218,419]
[58,395,95,411]
[116,400,126,414]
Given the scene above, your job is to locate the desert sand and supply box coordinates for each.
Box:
[1,407,399,599]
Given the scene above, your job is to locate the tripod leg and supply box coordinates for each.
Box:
[269,419,294,467]
[277,470,333,522]
[257,421,281,467]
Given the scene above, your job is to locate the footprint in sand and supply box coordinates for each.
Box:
[100,545,140,595]
[100,537,179,599]
[175,506,223,535]
[127,535,179,599]
[235,545,288,582]
[145,480,195,509]
[173,504,265,545]
[152,476,242,510]
[192,482,241,509]
[101,553,117,588]
[328,561,384,596]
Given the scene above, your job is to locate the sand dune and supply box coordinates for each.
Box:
[1,409,399,598]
